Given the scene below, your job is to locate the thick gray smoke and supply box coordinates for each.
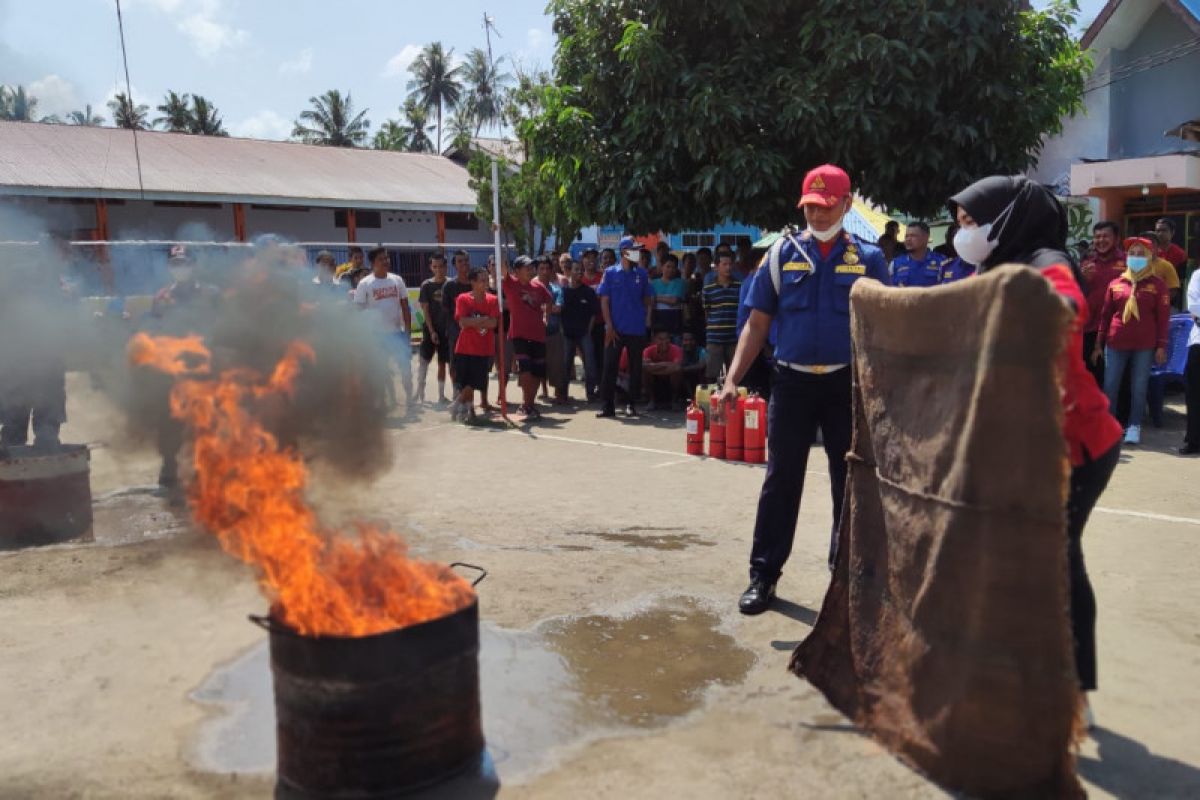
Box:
[0,204,395,480]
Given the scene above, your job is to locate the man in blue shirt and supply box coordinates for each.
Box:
[596,235,654,418]
[717,164,890,614]
[889,221,945,287]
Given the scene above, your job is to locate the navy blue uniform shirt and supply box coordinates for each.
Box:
[745,230,889,365]
[890,250,946,288]
[597,264,653,336]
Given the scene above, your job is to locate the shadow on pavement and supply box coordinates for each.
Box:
[1079,726,1200,798]
[770,597,818,626]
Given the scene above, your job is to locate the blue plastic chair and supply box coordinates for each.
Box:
[1147,313,1194,427]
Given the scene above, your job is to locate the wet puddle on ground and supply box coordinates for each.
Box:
[91,486,191,545]
[190,596,755,784]
[564,527,716,551]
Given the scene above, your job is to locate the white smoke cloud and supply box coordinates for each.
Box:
[381,44,422,78]
[230,109,291,141]
[279,47,313,76]
[28,74,80,119]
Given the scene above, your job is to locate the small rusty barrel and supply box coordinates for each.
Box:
[255,592,485,799]
[0,444,93,550]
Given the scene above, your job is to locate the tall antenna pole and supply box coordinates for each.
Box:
[114,0,145,199]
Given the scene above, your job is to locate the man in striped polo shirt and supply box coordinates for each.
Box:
[702,251,741,382]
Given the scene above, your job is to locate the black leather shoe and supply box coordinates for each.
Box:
[624,404,640,418]
[738,580,776,615]
[1179,443,1200,455]
[596,407,616,418]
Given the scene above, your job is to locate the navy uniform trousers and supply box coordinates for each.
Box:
[749,364,852,581]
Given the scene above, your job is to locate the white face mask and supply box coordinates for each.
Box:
[622,249,641,264]
[952,224,998,267]
[808,221,843,242]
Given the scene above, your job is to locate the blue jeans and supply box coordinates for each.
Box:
[562,332,597,398]
[1103,347,1152,427]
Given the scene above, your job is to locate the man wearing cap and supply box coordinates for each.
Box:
[889,221,946,288]
[596,236,654,418]
[717,164,890,614]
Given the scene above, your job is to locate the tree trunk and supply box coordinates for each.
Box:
[436,103,442,153]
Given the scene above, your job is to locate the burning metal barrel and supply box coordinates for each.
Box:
[0,444,93,550]
[252,564,487,799]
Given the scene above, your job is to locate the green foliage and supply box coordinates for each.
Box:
[532,0,1091,227]
[292,89,369,147]
[155,91,192,132]
[460,47,513,135]
[0,85,57,123]
[468,66,587,255]
[406,42,464,153]
[108,92,150,130]
[67,105,105,126]
[373,99,438,152]
[189,95,227,136]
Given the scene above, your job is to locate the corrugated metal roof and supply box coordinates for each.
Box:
[0,121,478,211]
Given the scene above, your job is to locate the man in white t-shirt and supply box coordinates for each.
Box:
[354,246,414,411]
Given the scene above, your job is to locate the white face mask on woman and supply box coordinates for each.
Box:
[953,224,997,266]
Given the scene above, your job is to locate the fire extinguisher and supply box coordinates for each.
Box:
[743,394,767,464]
[708,393,726,459]
[685,402,705,456]
[726,394,745,461]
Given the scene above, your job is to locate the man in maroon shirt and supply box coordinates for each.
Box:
[1154,218,1188,286]
[1080,221,1125,387]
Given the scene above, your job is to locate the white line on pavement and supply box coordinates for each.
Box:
[1093,506,1200,527]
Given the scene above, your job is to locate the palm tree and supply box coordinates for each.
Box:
[402,98,436,153]
[189,95,227,136]
[372,119,409,151]
[406,42,463,153]
[67,105,105,126]
[446,111,474,153]
[0,85,39,121]
[292,89,369,147]
[155,90,191,131]
[108,93,149,130]
[460,48,511,135]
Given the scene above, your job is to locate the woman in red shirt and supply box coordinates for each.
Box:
[1092,237,1171,445]
[948,176,1123,723]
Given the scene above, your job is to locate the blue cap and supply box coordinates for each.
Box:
[617,235,645,252]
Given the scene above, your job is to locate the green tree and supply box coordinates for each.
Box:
[446,110,474,153]
[108,92,150,130]
[460,47,512,135]
[468,67,585,255]
[155,90,191,131]
[292,89,369,146]
[67,105,105,126]
[531,0,1090,229]
[402,98,436,153]
[372,119,409,151]
[0,85,50,122]
[189,95,227,136]
[406,42,463,153]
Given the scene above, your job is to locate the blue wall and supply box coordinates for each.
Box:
[1109,4,1200,158]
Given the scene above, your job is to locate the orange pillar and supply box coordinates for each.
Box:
[233,202,247,242]
[346,209,358,243]
[436,211,446,246]
[95,198,110,240]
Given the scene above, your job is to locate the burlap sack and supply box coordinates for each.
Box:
[791,265,1084,799]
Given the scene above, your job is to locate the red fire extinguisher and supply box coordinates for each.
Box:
[743,394,767,464]
[726,394,745,461]
[685,402,705,456]
[708,393,726,459]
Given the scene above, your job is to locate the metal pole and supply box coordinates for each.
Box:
[492,158,508,418]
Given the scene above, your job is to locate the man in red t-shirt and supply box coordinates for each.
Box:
[501,255,552,418]
[620,328,684,410]
[451,267,500,423]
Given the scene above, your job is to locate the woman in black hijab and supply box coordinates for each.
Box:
[948,175,1124,726]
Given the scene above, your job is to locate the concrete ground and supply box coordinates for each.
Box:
[1,374,1198,799]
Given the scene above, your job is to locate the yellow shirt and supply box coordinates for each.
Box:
[1150,256,1180,290]
[334,261,358,280]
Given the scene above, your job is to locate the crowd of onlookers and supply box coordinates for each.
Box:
[317,215,1198,443]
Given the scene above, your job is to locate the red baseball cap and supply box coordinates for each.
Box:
[798,164,851,208]
[1123,236,1154,252]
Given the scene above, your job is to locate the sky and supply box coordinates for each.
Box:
[1,0,1106,144]
[0,0,555,141]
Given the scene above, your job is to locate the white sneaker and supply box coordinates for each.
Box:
[1124,424,1141,445]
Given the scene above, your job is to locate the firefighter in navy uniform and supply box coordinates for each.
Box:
[717,164,890,615]
[889,221,946,287]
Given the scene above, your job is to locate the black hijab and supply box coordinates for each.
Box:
[947,176,1075,276]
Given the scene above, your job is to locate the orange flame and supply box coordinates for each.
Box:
[133,334,474,637]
